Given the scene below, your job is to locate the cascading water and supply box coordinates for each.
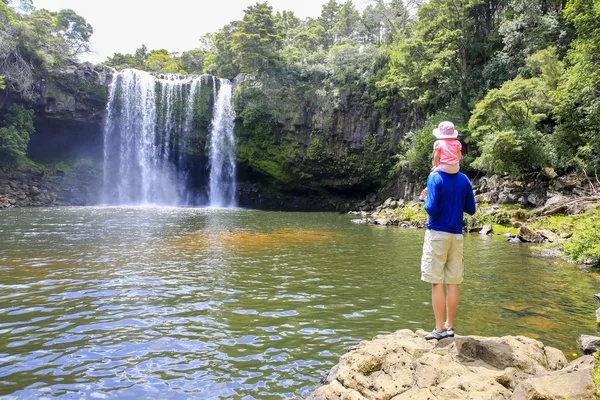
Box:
[103,69,213,206]
[208,80,237,208]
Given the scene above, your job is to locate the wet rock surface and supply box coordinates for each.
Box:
[308,329,597,400]
[0,164,102,208]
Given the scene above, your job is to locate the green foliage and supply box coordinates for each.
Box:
[564,206,600,265]
[490,210,511,226]
[0,2,93,95]
[552,0,600,173]
[232,2,283,73]
[592,351,600,398]
[400,202,428,224]
[0,105,34,160]
[201,22,241,79]
[104,45,147,70]
[144,49,181,74]
[180,49,206,74]
[469,75,550,176]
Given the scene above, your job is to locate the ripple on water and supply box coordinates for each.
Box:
[0,207,598,398]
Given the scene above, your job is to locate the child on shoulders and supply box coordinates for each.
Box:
[431,121,461,174]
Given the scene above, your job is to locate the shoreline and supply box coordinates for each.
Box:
[307,329,599,400]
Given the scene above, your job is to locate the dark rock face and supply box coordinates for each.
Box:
[0,164,102,208]
[12,63,114,124]
[233,72,405,204]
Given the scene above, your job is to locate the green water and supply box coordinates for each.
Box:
[0,207,598,399]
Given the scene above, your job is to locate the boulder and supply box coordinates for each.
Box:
[517,225,544,243]
[29,186,41,196]
[526,192,545,207]
[578,335,600,355]
[596,307,600,324]
[512,356,596,400]
[537,229,556,243]
[479,224,493,235]
[498,192,519,204]
[539,167,558,180]
[308,330,578,400]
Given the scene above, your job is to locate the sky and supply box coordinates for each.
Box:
[32,0,352,63]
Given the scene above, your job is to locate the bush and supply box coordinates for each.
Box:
[563,206,600,265]
[469,76,550,177]
[0,105,34,161]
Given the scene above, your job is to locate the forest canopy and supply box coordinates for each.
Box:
[1,0,599,179]
[102,0,599,179]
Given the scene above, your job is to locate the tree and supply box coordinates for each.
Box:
[56,9,93,57]
[0,105,34,160]
[104,45,149,71]
[483,0,567,88]
[144,49,180,73]
[180,49,205,74]
[333,1,360,44]
[552,0,600,172]
[318,0,342,48]
[134,45,148,68]
[202,21,241,79]
[232,2,283,73]
[0,2,93,97]
[469,76,549,176]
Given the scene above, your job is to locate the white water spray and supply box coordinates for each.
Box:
[103,69,211,206]
[208,80,236,208]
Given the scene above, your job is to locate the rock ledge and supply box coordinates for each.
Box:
[308,329,597,400]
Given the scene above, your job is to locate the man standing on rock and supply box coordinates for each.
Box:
[419,170,476,340]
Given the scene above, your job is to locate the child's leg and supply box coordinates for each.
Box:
[433,164,460,174]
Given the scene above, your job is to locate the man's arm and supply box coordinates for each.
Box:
[424,174,440,217]
[464,180,476,216]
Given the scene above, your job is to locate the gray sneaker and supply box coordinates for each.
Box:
[446,327,455,337]
[424,329,448,340]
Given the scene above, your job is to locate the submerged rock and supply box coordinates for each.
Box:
[308,329,596,400]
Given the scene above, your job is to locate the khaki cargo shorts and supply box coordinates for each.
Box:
[421,229,464,284]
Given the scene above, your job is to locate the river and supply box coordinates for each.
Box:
[0,207,598,399]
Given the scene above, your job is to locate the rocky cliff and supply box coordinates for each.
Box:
[309,329,598,400]
[233,71,405,209]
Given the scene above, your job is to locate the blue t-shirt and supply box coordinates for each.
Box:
[424,172,477,234]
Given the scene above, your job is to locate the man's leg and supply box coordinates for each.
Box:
[444,233,464,331]
[432,283,446,332]
[445,284,459,329]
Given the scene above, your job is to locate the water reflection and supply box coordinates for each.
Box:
[0,207,598,398]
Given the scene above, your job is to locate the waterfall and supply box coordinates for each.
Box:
[103,69,214,206]
[208,80,236,208]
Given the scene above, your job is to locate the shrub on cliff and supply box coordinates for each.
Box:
[0,105,34,161]
[564,206,600,265]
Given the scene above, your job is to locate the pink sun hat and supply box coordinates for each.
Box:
[432,121,459,139]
